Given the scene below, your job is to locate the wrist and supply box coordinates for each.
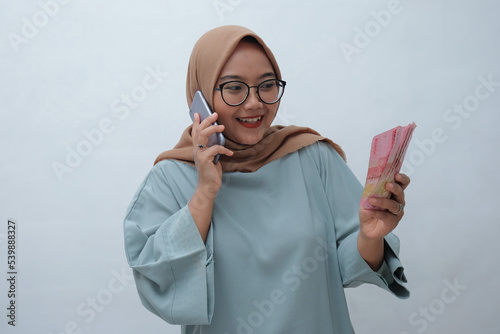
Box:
[357,233,384,252]
[358,228,384,243]
[196,180,220,198]
[190,188,216,210]
[357,233,384,271]
[188,188,216,243]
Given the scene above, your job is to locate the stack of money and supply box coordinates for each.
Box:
[360,122,417,210]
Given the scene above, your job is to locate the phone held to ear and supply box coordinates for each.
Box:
[189,90,226,164]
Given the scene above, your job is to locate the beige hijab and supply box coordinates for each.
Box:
[154,25,345,172]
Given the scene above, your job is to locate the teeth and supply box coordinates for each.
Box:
[237,116,263,123]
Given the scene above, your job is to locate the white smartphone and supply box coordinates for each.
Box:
[189,90,226,164]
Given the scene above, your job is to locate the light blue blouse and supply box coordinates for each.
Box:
[123,141,409,334]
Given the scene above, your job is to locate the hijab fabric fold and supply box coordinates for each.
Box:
[154,25,345,172]
[154,124,345,172]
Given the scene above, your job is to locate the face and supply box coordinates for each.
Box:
[213,41,279,145]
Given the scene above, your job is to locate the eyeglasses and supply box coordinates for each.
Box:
[214,79,286,106]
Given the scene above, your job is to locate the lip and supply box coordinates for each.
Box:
[236,114,264,128]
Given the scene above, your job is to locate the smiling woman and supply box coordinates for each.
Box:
[212,40,280,144]
[123,25,411,334]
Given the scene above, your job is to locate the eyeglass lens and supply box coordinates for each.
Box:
[221,79,284,106]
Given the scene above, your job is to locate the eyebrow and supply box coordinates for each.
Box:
[218,72,276,83]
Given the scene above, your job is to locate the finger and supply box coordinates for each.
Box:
[217,146,234,157]
[193,117,223,147]
[199,124,225,139]
[368,197,405,216]
[194,113,223,145]
[197,146,233,163]
[360,207,400,229]
[193,112,201,123]
[192,113,202,129]
[199,112,219,129]
[385,182,405,206]
[192,112,218,133]
[195,125,225,150]
[205,145,233,157]
[191,113,202,139]
[395,173,410,190]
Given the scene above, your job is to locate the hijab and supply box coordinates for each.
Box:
[154,25,345,172]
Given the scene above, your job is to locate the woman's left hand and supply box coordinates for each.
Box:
[358,173,411,240]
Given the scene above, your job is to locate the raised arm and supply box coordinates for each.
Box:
[189,112,233,242]
[123,162,214,324]
[314,142,409,298]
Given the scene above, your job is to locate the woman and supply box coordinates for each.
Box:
[123,25,410,333]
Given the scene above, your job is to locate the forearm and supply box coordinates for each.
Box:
[188,188,215,243]
[357,233,384,271]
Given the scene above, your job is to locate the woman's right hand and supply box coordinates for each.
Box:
[189,112,233,242]
[191,112,233,200]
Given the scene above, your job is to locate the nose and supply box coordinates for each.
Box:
[243,87,263,109]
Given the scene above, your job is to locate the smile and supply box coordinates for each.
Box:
[236,115,263,123]
[236,115,264,128]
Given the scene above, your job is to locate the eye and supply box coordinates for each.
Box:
[223,82,245,93]
[259,80,277,91]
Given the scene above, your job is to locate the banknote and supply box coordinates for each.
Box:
[360,122,417,210]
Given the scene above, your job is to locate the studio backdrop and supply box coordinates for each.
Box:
[1,1,499,333]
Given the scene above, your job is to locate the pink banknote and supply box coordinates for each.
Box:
[360,122,417,210]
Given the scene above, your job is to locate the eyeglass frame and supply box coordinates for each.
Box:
[214,79,287,107]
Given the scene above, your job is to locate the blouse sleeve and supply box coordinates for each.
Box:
[123,161,214,325]
[315,142,409,299]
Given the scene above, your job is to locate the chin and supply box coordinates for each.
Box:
[240,132,267,146]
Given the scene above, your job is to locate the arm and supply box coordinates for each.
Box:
[315,142,409,298]
[124,112,232,324]
[189,112,233,242]
[357,173,411,271]
[123,162,215,325]
[123,113,232,324]
[357,236,384,271]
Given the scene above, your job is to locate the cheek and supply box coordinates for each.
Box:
[267,105,279,123]
[212,97,234,126]
[212,96,223,114]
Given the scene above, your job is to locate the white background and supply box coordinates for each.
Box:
[1,0,499,333]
